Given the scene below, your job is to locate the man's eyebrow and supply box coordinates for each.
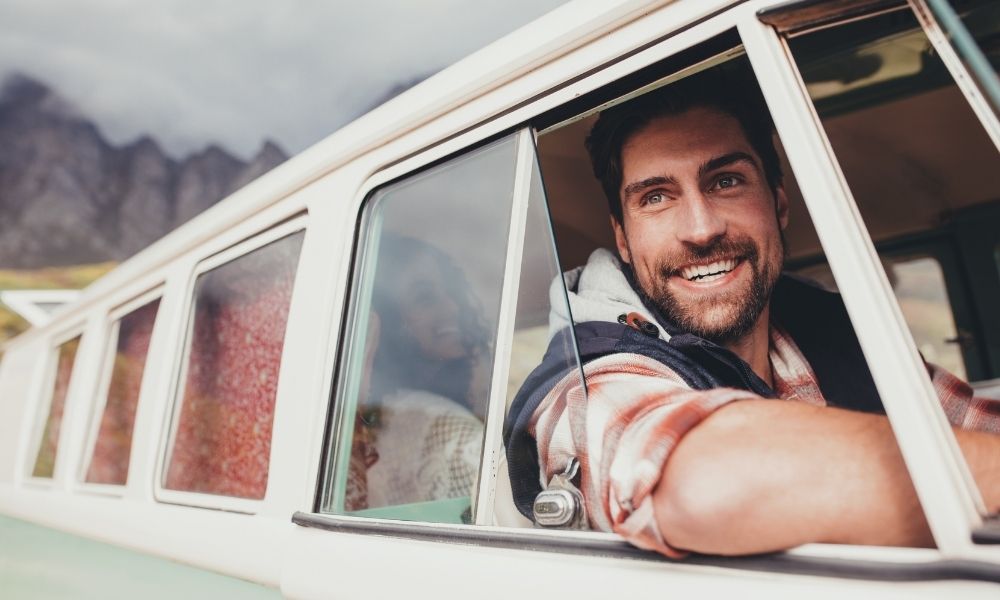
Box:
[622,175,677,196]
[699,151,758,177]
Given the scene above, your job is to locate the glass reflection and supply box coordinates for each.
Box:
[165,231,304,499]
[335,136,517,522]
[85,298,160,485]
[33,335,80,478]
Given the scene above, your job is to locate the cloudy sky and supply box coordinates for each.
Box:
[0,0,569,159]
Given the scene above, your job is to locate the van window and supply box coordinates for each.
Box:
[84,298,160,485]
[795,253,968,380]
[946,0,999,76]
[164,230,304,499]
[787,7,1000,382]
[527,43,931,546]
[32,335,81,478]
[786,5,1000,511]
[322,136,518,524]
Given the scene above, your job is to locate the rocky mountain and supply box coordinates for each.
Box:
[0,74,288,268]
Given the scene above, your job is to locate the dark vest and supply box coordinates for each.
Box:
[503,274,884,519]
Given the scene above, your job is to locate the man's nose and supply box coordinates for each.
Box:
[676,192,726,247]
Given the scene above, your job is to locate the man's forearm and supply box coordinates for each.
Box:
[956,427,1000,515]
[652,400,937,555]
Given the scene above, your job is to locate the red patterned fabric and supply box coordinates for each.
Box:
[165,233,303,499]
[531,325,999,557]
[86,299,160,485]
[33,336,80,478]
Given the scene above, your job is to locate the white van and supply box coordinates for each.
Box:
[2,0,999,597]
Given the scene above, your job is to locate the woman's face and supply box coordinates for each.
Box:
[395,252,467,361]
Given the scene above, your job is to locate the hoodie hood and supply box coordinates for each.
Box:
[548,248,670,342]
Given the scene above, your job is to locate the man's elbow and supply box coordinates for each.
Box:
[649,401,788,555]
[651,458,749,554]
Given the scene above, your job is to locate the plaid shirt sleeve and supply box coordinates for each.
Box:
[529,349,1000,558]
[529,352,760,557]
[930,362,1000,433]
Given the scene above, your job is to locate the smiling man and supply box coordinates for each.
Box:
[503,68,1000,557]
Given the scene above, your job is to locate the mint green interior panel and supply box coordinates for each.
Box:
[0,514,281,599]
[348,496,471,524]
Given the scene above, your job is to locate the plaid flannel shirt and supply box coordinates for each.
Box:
[529,325,1000,557]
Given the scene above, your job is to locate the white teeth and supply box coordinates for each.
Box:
[681,259,739,282]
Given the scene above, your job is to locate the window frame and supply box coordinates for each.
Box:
[76,286,164,496]
[302,0,1000,573]
[22,324,86,487]
[913,0,1000,134]
[313,0,752,532]
[317,129,535,520]
[155,215,308,513]
[741,0,991,555]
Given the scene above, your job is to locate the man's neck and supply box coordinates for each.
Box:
[723,307,773,387]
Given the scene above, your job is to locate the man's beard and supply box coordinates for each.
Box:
[636,235,781,345]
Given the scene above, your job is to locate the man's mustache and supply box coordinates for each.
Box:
[658,236,760,277]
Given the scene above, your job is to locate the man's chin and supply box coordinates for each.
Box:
[659,295,760,343]
[677,312,747,343]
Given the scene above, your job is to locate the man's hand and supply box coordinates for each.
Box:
[652,400,1000,555]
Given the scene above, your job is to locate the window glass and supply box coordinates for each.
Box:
[788,8,1000,381]
[84,298,160,485]
[506,153,583,409]
[164,231,304,499]
[788,7,1000,514]
[944,0,1000,98]
[889,256,966,378]
[33,335,81,478]
[794,255,968,380]
[947,0,1000,74]
[324,136,518,524]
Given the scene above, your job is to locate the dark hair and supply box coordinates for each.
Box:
[585,65,783,224]
[367,234,489,417]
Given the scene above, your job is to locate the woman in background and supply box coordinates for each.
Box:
[346,234,490,514]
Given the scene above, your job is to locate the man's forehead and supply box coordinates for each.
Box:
[620,107,756,169]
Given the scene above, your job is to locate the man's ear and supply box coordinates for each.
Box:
[775,185,789,231]
[611,215,632,264]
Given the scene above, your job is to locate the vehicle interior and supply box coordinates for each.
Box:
[320,1,1000,530]
[525,5,1000,405]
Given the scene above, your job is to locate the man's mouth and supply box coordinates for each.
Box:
[678,258,740,283]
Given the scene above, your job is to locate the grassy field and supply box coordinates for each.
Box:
[0,263,116,346]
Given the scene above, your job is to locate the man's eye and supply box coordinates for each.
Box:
[714,175,741,190]
[642,192,665,206]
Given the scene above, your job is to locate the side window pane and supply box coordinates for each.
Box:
[929,0,1000,88]
[888,256,966,379]
[794,255,968,380]
[789,8,1000,383]
[788,7,1000,514]
[33,335,81,478]
[324,136,517,523]
[948,0,1000,75]
[85,298,160,485]
[164,231,304,499]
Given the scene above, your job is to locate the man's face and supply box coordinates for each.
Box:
[612,107,788,344]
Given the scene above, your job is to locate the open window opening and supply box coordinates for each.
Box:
[510,25,963,556]
[782,2,1000,528]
